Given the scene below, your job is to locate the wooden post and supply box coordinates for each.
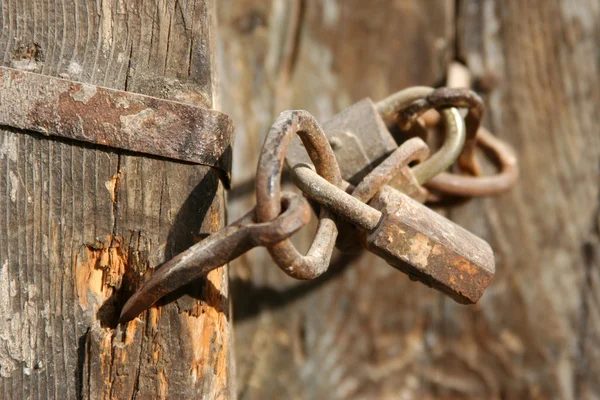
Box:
[220,0,600,398]
[0,1,232,399]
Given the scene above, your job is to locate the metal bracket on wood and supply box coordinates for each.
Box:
[0,66,234,186]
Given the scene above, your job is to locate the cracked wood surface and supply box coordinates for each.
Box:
[0,1,231,399]
[220,0,600,399]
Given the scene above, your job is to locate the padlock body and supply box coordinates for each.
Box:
[286,98,396,183]
[286,98,428,202]
[365,187,495,304]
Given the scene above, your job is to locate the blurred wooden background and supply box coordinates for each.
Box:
[219,1,600,399]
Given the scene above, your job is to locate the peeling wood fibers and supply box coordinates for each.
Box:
[75,236,128,310]
[186,268,230,387]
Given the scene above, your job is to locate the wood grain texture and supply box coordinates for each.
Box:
[219,0,600,399]
[453,1,600,398]
[0,1,232,399]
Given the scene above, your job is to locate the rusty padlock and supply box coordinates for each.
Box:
[290,138,495,304]
[286,92,466,203]
[364,185,494,303]
[286,93,466,252]
[286,98,424,201]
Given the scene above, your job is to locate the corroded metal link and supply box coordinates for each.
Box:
[411,93,519,197]
[397,87,485,177]
[375,87,467,186]
[426,127,519,197]
[255,110,343,280]
[119,191,311,322]
[377,86,515,198]
[423,62,520,197]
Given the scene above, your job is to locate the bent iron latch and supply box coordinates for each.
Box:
[0,66,235,186]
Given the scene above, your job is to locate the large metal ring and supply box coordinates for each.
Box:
[426,127,519,197]
[255,110,343,279]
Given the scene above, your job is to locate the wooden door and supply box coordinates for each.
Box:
[220,1,600,399]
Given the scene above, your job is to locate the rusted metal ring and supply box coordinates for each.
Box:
[426,127,519,197]
[352,137,430,203]
[255,110,343,280]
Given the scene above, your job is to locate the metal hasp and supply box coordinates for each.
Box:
[0,66,234,183]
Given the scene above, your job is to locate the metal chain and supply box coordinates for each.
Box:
[120,82,519,323]
[378,84,518,199]
[255,110,343,280]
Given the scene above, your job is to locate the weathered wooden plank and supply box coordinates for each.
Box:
[454,1,600,398]
[221,0,599,399]
[0,1,231,399]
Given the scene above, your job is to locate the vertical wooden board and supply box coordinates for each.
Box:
[0,1,231,399]
[219,1,456,398]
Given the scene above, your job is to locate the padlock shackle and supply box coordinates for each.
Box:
[352,138,431,202]
[412,108,466,184]
[375,87,468,185]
